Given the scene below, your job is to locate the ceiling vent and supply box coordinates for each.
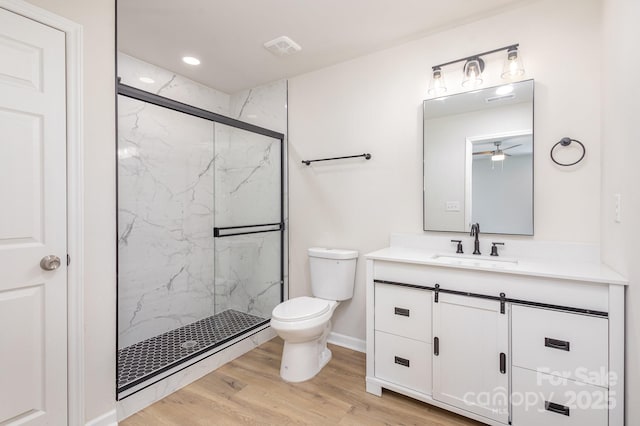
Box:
[263,36,302,56]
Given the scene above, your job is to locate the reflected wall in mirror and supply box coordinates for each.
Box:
[423,79,534,235]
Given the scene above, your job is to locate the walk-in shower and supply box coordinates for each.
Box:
[116,82,284,398]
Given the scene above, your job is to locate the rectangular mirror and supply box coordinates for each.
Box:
[423,79,534,235]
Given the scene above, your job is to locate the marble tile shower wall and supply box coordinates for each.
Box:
[117,54,287,349]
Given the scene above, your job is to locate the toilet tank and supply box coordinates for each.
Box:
[308,248,358,301]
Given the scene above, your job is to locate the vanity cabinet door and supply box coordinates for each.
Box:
[433,293,509,424]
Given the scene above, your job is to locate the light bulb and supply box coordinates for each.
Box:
[462,58,484,89]
[428,67,447,96]
[501,47,525,79]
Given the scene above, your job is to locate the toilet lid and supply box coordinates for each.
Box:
[272,297,331,322]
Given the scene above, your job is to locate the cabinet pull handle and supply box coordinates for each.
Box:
[499,352,506,374]
[545,337,570,352]
[394,356,410,367]
[434,337,439,356]
[545,401,570,416]
[394,307,410,317]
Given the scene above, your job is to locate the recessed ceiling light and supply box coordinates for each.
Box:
[182,56,201,66]
[139,76,155,84]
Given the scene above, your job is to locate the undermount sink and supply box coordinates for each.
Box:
[430,254,518,269]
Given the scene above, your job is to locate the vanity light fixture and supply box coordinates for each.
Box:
[139,76,155,84]
[427,44,524,95]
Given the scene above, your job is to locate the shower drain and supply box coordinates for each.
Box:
[180,340,199,350]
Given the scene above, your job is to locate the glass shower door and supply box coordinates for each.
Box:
[116,82,284,397]
[213,123,283,324]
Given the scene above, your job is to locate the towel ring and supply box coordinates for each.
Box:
[550,137,585,166]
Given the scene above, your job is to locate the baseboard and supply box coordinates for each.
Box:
[86,409,118,426]
[327,331,366,353]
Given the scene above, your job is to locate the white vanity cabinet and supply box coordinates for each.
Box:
[365,247,626,426]
[433,294,509,424]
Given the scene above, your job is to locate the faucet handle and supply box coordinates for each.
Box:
[451,239,464,254]
[490,242,505,257]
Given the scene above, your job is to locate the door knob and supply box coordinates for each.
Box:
[40,255,61,271]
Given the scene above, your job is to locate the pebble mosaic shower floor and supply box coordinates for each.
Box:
[117,309,268,391]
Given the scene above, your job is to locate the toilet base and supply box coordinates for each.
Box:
[278,321,333,383]
[279,340,332,382]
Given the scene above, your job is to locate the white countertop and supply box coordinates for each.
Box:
[365,246,628,285]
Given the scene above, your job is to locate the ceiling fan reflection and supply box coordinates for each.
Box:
[473,141,522,162]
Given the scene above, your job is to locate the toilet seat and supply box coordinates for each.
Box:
[272,296,334,322]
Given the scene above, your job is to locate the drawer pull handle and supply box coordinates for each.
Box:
[545,337,570,351]
[545,401,570,417]
[434,337,439,356]
[394,356,410,367]
[499,352,506,374]
[394,307,410,317]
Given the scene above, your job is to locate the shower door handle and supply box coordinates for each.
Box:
[213,222,284,238]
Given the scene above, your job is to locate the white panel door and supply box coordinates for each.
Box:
[0,8,67,425]
[433,293,509,424]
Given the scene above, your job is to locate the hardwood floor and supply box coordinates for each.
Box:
[121,338,483,425]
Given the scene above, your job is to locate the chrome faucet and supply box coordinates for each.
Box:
[470,223,481,255]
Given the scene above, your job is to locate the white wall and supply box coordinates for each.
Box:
[288,0,602,341]
[601,0,640,422]
[25,0,117,422]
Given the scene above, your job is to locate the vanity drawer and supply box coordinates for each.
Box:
[511,367,608,426]
[374,331,431,395]
[512,305,608,387]
[374,283,431,342]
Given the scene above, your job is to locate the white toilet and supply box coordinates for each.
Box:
[270,247,358,382]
